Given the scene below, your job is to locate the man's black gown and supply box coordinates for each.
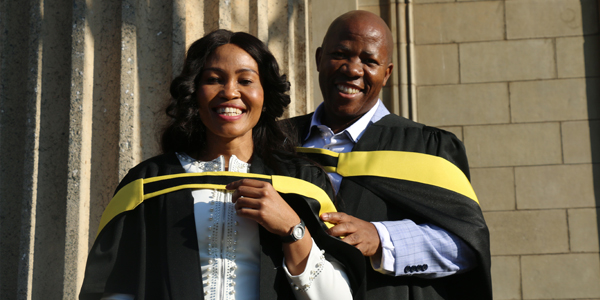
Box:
[290,113,492,300]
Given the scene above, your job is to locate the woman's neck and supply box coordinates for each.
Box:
[196,134,254,168]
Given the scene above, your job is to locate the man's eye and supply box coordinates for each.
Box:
[363,58,378,65]
[331,52,346,59]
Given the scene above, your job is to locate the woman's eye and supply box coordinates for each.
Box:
[239,79,253,85]
[205,77,220,84]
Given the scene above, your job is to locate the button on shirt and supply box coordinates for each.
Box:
[302,100,476,278]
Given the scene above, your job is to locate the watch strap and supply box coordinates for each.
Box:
[280,219,305,243]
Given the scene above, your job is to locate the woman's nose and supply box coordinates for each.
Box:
[221,81,240,99]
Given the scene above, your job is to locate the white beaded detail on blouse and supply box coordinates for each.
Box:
[176,152,259,300]
[290,249,326,292]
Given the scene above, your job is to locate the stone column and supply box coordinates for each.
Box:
[0,0,313,298]
[62,0,94,297]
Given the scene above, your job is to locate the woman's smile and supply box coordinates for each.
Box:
[196,43,264,144]
[215,106,244,117]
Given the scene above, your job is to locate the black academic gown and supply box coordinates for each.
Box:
[290,113,492,300]
[79,152,366,300]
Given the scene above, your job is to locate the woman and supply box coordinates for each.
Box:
[80,30,364,300]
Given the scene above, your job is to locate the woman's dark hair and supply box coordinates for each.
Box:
[161,29,296,163]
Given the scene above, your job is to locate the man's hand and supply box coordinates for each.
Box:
[321,212,382,257]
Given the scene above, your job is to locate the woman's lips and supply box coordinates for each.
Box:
[216,106,243,116]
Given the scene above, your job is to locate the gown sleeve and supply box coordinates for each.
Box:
[423,126,471,179]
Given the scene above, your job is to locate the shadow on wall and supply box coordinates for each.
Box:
[0,0,32,297]
[580,0,600,262]
[378,0,394,111]
[32,0,72,296]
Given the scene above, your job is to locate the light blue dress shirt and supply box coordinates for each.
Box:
[302,100,476,278]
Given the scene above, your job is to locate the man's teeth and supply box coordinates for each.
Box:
[216,107,243,116]
[336,85,360,94]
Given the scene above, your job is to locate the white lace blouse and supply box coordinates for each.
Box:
[102,153,351,300]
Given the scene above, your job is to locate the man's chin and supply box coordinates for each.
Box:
[327,105,367,121]
[324,98,375,118]
[325,94,362,108]
[331,89,364,101]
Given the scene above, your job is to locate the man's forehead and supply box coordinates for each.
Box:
[325,19,388,43]
[325,30,386,55]
[336,20,386,39]
[329,39,382,55]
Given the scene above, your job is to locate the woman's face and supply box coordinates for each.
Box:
[196,43,264,144]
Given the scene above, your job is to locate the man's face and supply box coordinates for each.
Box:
[316,20,393,130]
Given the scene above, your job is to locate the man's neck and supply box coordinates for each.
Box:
[319,100,382,134]
[321,112,365,134]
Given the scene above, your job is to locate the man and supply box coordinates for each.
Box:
[290,10,491,299]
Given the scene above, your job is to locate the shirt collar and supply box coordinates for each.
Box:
[304,100,390,143]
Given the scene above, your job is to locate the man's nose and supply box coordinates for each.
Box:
[341,58,364,77]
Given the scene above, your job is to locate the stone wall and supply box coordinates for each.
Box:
[352,0,600,299]
[2,0,599,299]
[0,0,311,298]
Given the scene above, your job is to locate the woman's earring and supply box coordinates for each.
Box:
[262,107,267,112]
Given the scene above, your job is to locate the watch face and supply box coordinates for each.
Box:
[293,226,304,239]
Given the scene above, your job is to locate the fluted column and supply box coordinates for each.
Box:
[0,1,314,299]
[288,0,311,115]
[172,0,205,76]
[396,0,417,120]
[249,0,269,42]
[62,0,94,297]
[118,0,142,179]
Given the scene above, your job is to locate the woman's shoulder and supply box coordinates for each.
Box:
[115,152,184,191]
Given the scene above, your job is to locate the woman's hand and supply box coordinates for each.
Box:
[226,178,312,275]
[226,179,300,236]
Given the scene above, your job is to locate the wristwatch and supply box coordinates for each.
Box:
[280,219,305,243]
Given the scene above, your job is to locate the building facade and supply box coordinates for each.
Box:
[0,0,598,299]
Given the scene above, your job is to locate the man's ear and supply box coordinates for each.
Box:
[315,47,323,72]
[382,63,393,86]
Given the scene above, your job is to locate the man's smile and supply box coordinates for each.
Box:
[336,84,362,95]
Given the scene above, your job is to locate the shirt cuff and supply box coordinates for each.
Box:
[370,222,395,274]
[282,239,352,300]
[282,238,327,291]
